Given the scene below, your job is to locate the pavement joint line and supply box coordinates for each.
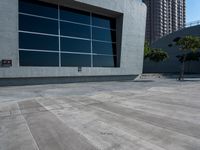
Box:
[36,99,99,150]
[0,97,43,104]
[105,94,200,113]
[41,98,168,150]
[96,120,167,150]
[2,97,198,129]
[94,106,200,140]
[129,96,200,111]
[48,98,170,149]
[16,102,40,150]
[0,103,72,118]
[36,96,200,123]
[66,97,200,141]
[104,121,168,150]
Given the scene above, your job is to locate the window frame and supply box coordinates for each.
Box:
[18,0,118,68]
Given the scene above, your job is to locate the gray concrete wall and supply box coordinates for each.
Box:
[0,75,137,86]
[0,0,19,67]
[143,25,200,74]
[0,0,146,78]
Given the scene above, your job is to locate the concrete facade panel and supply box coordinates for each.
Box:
[0,0,19,67]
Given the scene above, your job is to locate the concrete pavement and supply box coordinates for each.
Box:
[0,78,200,150]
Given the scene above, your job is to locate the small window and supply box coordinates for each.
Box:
[60,22,91,39]
[168,44,173,47]
[60,6,90,25]
[92,27,116,42]
[19,32,59,51]
[93,55,117,67]
[173,37,181,42]
[61,37,91,53]
[61,53,91,67]
[92,14,116,29]
[19,14,58,35]
[19,51,59,66]
[19,0,58,18]
[93,41,116,55]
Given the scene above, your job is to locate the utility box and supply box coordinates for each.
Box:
[1,59,12,67]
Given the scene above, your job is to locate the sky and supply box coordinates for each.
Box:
[186,0,200,23]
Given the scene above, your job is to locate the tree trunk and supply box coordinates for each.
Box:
[179,54,187,81]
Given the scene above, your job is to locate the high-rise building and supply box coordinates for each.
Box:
[143,0,186,43]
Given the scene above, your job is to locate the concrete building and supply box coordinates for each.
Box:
[143,0,186,43]
[0,0,146,85]
[143,24,200,74]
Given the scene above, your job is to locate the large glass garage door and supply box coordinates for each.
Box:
[19,0,117,67]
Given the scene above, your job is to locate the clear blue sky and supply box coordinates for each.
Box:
[186,0,200,23]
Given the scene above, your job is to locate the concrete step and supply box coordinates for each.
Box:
[140,73,200,79]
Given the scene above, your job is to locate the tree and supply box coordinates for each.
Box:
[176,36,200,80]
[144,41,168,62]
[144,41,151,59]
[176,52,200,74]
[176,52,200,63]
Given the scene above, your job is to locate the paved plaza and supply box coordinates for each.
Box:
[0,78,200,150]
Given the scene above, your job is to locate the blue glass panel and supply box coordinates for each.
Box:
[19,32,59,51]
[60,7,90,24]
[19,51,59,66]
[60,22,90,39]
[92,27,116,42]
[93,55,116,67]
[19,0,58,18]
[92,14,116,29]
[61,53,91,67]
[19,14,58,34]
[93,41,116,55]
[61,38,91,53]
